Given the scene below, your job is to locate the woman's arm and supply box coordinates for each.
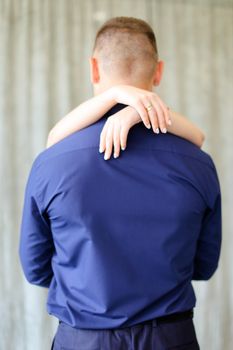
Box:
[98,106,205,160]
[46,85,205,156]
[167,109,205,147]
[47,89,117,148]
[46,85,171,148]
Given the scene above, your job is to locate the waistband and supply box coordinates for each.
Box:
[59,309,194,330]
[131,309,194,328]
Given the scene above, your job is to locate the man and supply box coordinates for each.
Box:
[19,17,221,350]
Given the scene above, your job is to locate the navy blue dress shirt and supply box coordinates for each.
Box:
[19,104,222,329]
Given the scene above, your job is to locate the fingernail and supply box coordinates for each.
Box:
[146,124,151,129]
[162,128,167,133]
[168,120,172,126]
[155,128,160,134]
[99,147,104,153]
[104,154,109,160]
[114,153,118,158]
[121,147,126,151]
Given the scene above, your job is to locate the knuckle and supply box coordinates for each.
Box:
[119,119,128,127]
[141,94,147,100]
[113,132,120,141]
[135,96,142,104]
[121,127,128,134]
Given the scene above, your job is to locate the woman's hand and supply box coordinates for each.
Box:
[99,85,172,160]
[109,85,171,133]
[99,106,150,160]
[99,106,140,160]
[46,83,204,152]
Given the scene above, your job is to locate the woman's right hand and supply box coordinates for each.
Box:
[109,85,171,133]
[99,106,140,160]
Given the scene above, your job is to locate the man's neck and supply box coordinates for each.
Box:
[93,81,153,96]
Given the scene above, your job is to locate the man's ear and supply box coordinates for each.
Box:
[89,57,100,84]
[153,60,164,86]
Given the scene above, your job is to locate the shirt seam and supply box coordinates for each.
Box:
[35,145,215,170]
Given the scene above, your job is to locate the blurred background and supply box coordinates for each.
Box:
[0,0,232,349]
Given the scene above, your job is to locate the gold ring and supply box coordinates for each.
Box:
[146,104,153,111]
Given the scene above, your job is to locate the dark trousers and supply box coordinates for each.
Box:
[51,311,200,350]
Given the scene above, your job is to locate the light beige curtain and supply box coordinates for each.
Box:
[0,0,232,349]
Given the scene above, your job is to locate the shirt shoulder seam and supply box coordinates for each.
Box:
[35,145,215,170]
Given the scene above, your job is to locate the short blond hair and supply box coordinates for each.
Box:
[93,17,159,82]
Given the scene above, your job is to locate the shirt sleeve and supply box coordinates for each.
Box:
[192,190,222,281]
[19,159,55,288]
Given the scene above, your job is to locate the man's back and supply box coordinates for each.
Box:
[19,104,221,329]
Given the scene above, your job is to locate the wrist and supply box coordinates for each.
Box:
[98,87,117,110]
[125,106,141,127]
[106,86,118,104]
[107,85,127,104]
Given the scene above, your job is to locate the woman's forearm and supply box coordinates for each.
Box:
[47,89,116,148]
[168,110,205,147]
[46,84,205,149]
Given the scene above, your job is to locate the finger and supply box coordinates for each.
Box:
[154,94,171,126]
[120,126,130,151]
[142,95,163,132]
[151,97,167,133]
[139,95,158,133]
[147,105,160,134]
[135,100,151,129]
[99,119,109,153]
[113,123,121,158]
[167,107,172,125]
[104,123,114,160]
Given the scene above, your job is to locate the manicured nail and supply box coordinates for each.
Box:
[162,128,167,133]
[121,147,126,151]
[104,154,109,160]
[146,124,151,129]
[99,147,104,153]
[168,119,172,126]
[114,154,119,158]
[155,128,160,134]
